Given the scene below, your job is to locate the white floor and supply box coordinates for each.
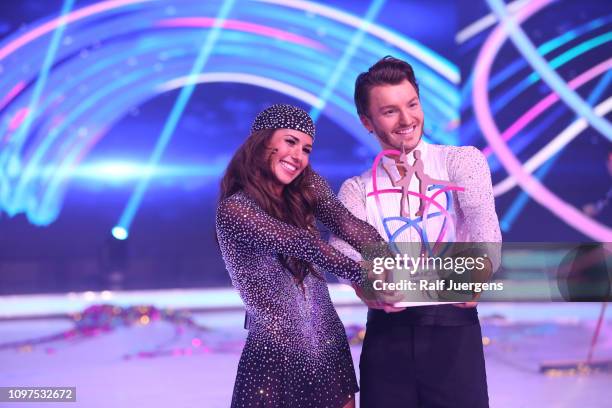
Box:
[1,289,611,407]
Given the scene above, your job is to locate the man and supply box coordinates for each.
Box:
[330,56,502,407]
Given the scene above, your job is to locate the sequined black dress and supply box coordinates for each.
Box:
[216,172,383,408]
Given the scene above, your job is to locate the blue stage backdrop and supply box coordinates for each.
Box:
[0,0,609,293]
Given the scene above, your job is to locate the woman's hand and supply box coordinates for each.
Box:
[354,260,406,313]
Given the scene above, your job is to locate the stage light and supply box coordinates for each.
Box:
[112,226,128,240]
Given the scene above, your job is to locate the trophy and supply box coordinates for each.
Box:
[366,143,467,305]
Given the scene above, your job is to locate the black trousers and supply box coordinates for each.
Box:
[360,308,489,408]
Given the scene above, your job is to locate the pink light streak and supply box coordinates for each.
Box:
[156,18,327,51]
[0,0,151,62]
[472,0,612,240]
[0,81,26,111]
[8,108,30,132]
[483,58,612,156]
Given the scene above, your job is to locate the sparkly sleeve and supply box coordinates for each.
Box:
[308,171,386,259]
[216,194,366,284]
[447,146,502,272]
[328,177,367,262]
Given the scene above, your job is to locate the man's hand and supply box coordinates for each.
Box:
[355,259,406,312]
[447,251,491,308]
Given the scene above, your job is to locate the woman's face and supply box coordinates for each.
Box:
[267,128,313,185]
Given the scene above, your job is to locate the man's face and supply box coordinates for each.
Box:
[360,79,424,152]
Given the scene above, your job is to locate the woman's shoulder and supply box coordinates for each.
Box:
[217,190,264,217]
[219,190,247,204]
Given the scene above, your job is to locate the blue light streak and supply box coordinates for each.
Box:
[309,0,386,122]
[115,0,237,234]
[2,0,76,214]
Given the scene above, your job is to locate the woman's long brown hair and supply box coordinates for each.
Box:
[219,129,322,284]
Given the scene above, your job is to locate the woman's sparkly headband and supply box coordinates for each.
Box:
[251,104,315,139]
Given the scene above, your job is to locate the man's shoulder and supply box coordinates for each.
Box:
[339,174,365,192]
[429,143,480,156]
[337,168,373,201]
[341,167,372,186]
[428,144,485,169]
[427,144,491,181]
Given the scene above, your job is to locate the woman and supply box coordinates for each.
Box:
[216,104,385,408]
